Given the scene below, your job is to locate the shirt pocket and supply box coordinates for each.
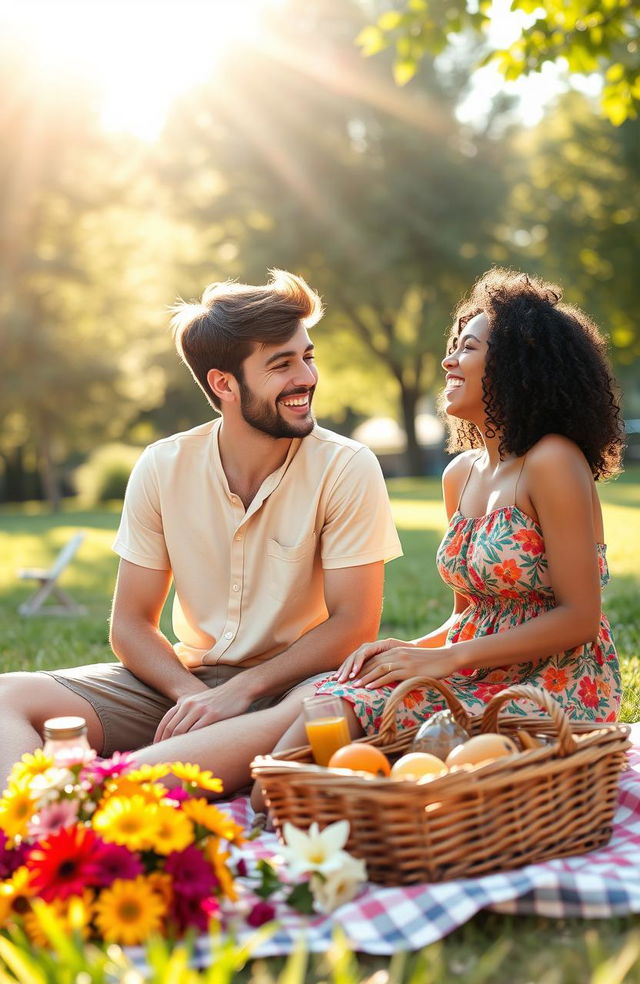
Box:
[266,534,317,602]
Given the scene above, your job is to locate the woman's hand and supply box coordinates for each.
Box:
[331,638,410,684]
[351,645,459,689]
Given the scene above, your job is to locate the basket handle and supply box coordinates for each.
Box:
[481,684,577,757]
[378,676,474,745]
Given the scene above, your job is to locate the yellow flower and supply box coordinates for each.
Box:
[92,795,156,851]
[94,876,166,946]
[125,763,172,784]
[100,776,165,806]
[9,749,55,786]
[23,892,93,947]
[169,763,223,793]
[146,871,173,910]
[148,803,194,855]
[0,783,37,840]
[182,798,244,844]
[204,841,238,902]
[0,867,34,927]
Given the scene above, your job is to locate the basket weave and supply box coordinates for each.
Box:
[251,677,631,885]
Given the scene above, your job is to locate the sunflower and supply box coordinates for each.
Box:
[169,763,223,793]
[99,776,165,807]
[92,795,156,851]
[148,803,194,855]
[0,866,34,924]
[94,876,166,946]
[0,783,37,840]
[9,749,55,785]
[181,799,244,844]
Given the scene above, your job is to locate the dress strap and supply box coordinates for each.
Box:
[513,454,527,506]
[456,453,482,512]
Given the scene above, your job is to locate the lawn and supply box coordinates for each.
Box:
[0,473,639,981]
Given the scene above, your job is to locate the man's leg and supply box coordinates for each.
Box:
[0,672,104,789]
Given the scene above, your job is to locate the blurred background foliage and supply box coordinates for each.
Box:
[1,0,639,506]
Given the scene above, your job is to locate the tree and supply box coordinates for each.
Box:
[359,0,640,125]
[157,0,511,472]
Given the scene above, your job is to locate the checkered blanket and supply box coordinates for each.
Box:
[183,724,640,959]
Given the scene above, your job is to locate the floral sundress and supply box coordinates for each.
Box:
[316,503,621,734]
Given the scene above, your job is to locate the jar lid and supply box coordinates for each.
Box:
[43,716,87,740]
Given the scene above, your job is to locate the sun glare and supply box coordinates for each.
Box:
[2,0,271,140]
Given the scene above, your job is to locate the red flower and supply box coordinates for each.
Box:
[542,666,569,694]
[164,845,217,898]
[472,683,505,703]
[577,676,599,709]
[93,841,143,887]
[27,826,103,901]
[247,900,276,927]
[512,529,544,555]
[493,559,523,586]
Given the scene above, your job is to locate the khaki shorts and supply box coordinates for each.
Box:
[41,662,291,757]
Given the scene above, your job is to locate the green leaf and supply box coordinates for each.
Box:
[355,25,388,57]
[255,858,283,899]
[394,58,418,86]
[284,881,316,915]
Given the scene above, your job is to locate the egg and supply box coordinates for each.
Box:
[445,733,518,768]
[390,752,447,781]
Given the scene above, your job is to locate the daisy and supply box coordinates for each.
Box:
[8,749,54,785]
[125,763,172,784]
[280,820,352,878]
[169,763,223,794]
[28,800,79,839]
[164,845,217,897]
[86,752,135,782]
[93,841,144,887]
[92,795,156,851]
[23,892,93,947]
[0,866,34,924]
[94,875,166,946]
[27,825,102,901]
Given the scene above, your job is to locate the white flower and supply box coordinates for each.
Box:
[29,767,76,807]
[280,820,351,878]
[310,854,368,913]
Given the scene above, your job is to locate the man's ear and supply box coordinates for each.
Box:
[207,368,238,404]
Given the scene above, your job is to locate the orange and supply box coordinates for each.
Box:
[327,743,391,777]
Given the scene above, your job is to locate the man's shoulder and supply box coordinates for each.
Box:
[144,419,219,459]
[305,425,368,457]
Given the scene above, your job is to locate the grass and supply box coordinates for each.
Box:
[0,474,639,980]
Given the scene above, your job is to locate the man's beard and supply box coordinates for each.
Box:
[238,379,315,439]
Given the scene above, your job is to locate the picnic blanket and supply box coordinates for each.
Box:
[128,725,640,966]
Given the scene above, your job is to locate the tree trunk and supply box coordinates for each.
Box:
[399,385,423,476]
[36,422,61,512]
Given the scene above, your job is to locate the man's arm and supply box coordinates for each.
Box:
[153,560,384,741]
[109,559,210,702]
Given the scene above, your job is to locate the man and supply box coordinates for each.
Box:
[0,270,401,792]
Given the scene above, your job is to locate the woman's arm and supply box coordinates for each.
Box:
[354,436,603,688]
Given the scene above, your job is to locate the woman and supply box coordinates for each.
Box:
[269,267,624,758]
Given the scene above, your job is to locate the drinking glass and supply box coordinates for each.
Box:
[303,695,351,766]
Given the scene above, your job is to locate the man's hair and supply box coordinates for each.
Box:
[171,269,323,409]
[444,268,625,479]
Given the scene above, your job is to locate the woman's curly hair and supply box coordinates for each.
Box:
[444,268,625,479]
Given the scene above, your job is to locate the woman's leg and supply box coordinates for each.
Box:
[250,696,364,813]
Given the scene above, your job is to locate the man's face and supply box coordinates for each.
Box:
[237,324,318,439]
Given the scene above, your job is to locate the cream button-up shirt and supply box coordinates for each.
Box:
[113,419,402,669]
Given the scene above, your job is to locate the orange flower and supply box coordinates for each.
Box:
[445,531,465,558]
[457,621,478,642]
[512,529,544,555]
[542,666,569,693]
[493,559,522,586]
[577,676,599,709]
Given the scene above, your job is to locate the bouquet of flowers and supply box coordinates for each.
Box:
[0,748,243,946]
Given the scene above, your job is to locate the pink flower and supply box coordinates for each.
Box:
[87,752,135,781]
[28,800,80,839]
[93,841,144,887]
[170,891,218,933]
[247,900,276,927]
[0,831,27,879]
[164,845,217,897]
[164,788,189,804]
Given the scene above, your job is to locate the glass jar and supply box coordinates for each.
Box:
[410,709,470,761]
[43,716,92,767]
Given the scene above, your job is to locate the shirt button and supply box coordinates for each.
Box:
[232,584,240,592]
[225,631,234,640]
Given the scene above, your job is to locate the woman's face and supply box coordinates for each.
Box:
[441,312,490,425]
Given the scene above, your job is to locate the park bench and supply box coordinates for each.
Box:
[17,531,87,616]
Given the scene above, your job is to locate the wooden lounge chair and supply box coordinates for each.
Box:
[17,532,87,616]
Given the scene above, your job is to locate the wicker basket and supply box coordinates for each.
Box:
[251,677,631,885]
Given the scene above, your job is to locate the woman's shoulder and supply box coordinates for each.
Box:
[442,449,479,484]
[526,434,591,474]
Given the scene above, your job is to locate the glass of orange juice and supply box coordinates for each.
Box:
[303,695,351,767]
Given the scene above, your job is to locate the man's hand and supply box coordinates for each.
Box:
[154,676,252,742]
